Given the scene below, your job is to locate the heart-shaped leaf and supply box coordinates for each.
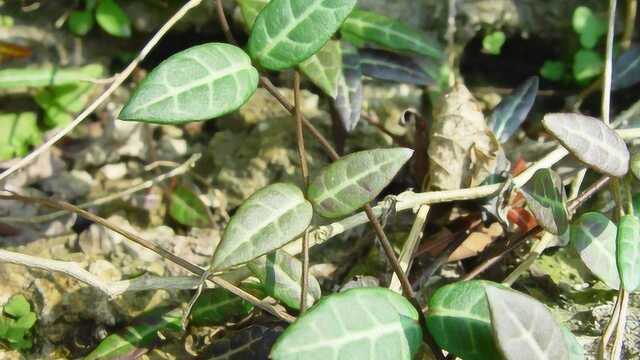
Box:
[119,43,259,124]
[488,76,538,143]
[307,148,413,218]
[573,49,604,83]
[248,250,321,310]
[571,212,620,289]
[212,183,313,270]
[270,287,422,359]
[617,215,640,292]
[0,112,41,161]
[359,48,433,86]
[190,288,254,326]
[237,0,270,29]
[202,324,284,359]
[612,45,640,90]
[248,0,357,70]
[340,9,443,59]
[426,280,504,360]
[96,0,131,38]
[542,113,629,177]
[4,295,30,318]
[482,31,506,55]
[334,43,363,133]
[520,168,569,235]
[299,40,343,98]
[35,82,97,127]
[486,287,569,360]
[85,307,182,360]
[0,64,103,89]
[169,186,210,228]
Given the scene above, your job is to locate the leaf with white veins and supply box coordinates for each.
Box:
[248,250,321,309]
[542,113,629,177]
[307,148,413,218]
[211,183,313,270]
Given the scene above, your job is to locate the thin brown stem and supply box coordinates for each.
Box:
[300,229,310,313]
[363,204,445,360]
[260,76,341,161]
[293,72,309,187]
[214,0,239,46]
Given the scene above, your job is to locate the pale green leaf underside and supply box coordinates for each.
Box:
[169,186,210,228]
[0,64,103,89]
[237,0,270,29]
[120,43,259,124]
[308,148,413,218]
[212,183,312,270]
[486,287,569,360]
[521,169,569,235]
[299,40,343,98]
[543,113,629,177]
[270,287,422,360]
[248,0,357,70]
[334,42,363,132]
[571,212,620,290]
[248,250,321,310]
[427,280,503,360]
[617,215,640,292]
[340,9,443,59]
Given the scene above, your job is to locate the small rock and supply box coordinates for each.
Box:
[88,260,122,283]
[99,163,127,180]
[40,170,93,200]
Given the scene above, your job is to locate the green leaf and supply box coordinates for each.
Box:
[482,31,506,55]
[270,287,422,359]
[486,287,569,360]
[169,186,211,228]
[0,64,104,89]
[3,295,30,318]
[299,40,342,98]
[520,168,569,235]
[359,48,434,86]
[426,280,504,360]
[68,10,94,36]
[34,82,97,127]
[190,288,254,326]
[248,0,357,70]
[488,76,538,143]
[85,307,182,360]
[616,215,640,292]
[333,43,363,133]
[211,183,313,270]
[0,113,42,161]
[573,49,604,83]
[543,113,629,177]
[237,0,270,29]
[119,43,259,124]
[96,0,131,38]
[13,313,36,330]
[540,60,566,81]
[612,45,640,90]
[571,212,620,290]
[308,148,413,218]
[572,6,606,49]
[340,9,443,60]
[248,250,321,310]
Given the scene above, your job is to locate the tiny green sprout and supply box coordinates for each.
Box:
[483,31,506,55]
[0,294,37,351]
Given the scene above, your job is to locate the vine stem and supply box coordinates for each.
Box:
[293,71,310,313]
[0,0,204,184]
[0,192,295,323]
